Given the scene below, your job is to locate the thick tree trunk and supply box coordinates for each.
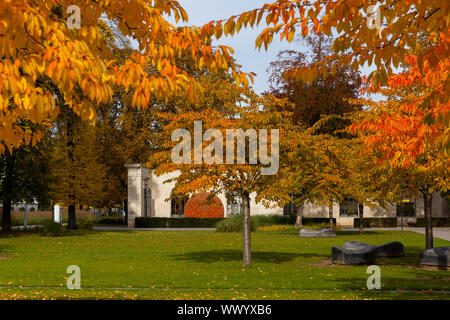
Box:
[242,192,251,266]
[1,151,15,234]
[358,203,364,235]
[67,204,77,230]
[329,203,334,229]
[423,192,434,249]
[295,205,303,228]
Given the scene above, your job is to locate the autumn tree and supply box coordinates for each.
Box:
[201,0,449,154]
[200,1,448,240]
[267,34,362,127]
[0,124,53,233]
[0,0,251,154]
[354,57,450,248]
[49,107,107,229]
[152,74,298,265]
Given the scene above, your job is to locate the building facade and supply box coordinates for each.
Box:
[125,164,450,228]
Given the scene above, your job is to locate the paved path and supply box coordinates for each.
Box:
[406,227,450,242]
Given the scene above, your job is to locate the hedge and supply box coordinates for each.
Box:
[300,218,337,225]
[135,217,224,228]
[354,218,398,228]
[95,217,127,225]
[215,215,338,233]
[411,218,450,227]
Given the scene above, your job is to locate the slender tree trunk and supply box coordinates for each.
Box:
[67,204,77,229]
[358,203,364,235]
[423,192,434,249]
[66,112,77,230]
[295,205,303,227]
[242,192,251,266]
[329,203,334,229]
[1,151,16,234]
[1,199,12,234]
[124,200,128,221]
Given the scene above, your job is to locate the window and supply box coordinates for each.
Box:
[396,200,416,217]
[171,196,188,217]
[283,194,301,216]
[227,193,243,216]
[339,199,359,217]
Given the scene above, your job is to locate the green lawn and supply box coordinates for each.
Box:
[0,230,449,300]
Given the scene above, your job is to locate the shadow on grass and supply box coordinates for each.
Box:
[336,230,395,236]
[171,249,328,264]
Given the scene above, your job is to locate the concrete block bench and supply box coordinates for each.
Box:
[299,228,336,238]
[332,242,377,265]
[374,241,404,258]
[420,247,450,269]
[332,241,405,265]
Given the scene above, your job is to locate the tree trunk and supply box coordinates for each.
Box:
[1,151,16,234]
[1,199,12,234]
[423,192,434,249]
[358,203,364,235]
[124,200,128,221]
[295,205,303,227]
[66,113,77,230]
[329,203,334,229]
[67,204,77,230]
[242,192,252,266]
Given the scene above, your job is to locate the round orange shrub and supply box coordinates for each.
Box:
[184,193,224,218]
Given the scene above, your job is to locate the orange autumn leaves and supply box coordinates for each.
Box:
[200,0,449,86]
[354,56,449,171]
[0,0,252,154]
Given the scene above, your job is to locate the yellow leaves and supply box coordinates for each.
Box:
[214,23,223,39]
[0,0,256,154]
[0,19,8,34]
[224,18,236,36]
[286,28,295,43]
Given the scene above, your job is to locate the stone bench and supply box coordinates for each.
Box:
[420,247,450,269]
[374,242,404,258]
[332,241,404,265]
[299,228,336,238]
[332,242,377,265]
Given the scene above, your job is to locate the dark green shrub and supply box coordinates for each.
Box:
[30,207,36,212]
[301,218,337,225]
[215,215,258,233]
[95,217,127,225]
[135,217,224,228]
[42,221,65,236]
[19,207,25,211]
[354,218,397,228]
[78,221,94,230]
[215,215,305,233]
[412,218,450,227]
[251,215,296,226]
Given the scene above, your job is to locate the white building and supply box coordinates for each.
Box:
[125,164,449,228]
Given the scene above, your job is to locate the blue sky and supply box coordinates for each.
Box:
[167,1,382,100]
[170,0,304,94]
